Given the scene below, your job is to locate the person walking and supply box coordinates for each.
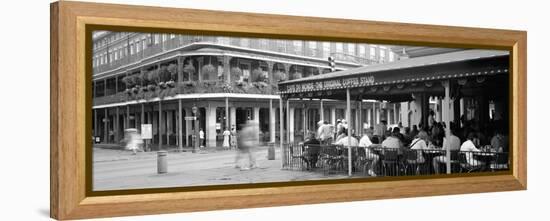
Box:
[199,128,205,150]
[234,121,258,170]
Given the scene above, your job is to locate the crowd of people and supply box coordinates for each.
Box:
[300,110,509,176]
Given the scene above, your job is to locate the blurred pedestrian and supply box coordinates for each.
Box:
[235,121,258,170]
[124,128,143,155]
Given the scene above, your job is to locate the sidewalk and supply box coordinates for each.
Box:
[93,146,349,191]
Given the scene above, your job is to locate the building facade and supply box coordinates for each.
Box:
[92,31,398,149]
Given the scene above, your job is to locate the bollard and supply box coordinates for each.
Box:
[157,151,168,174]
[267,142,275,160]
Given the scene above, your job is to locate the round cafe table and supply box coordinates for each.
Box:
[473,151,497,171]
[422,149,445,174]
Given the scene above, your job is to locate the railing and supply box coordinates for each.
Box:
[282,143,509,177]
[93,80,279,106]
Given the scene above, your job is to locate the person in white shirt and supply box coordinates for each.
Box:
[460,132,484,167]
[409,131,429,163]
[316,120,334,144]
[432,129,461,174]
[359,130,379,176]
[334,129,358,146]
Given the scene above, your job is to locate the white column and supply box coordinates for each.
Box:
[367,106,371,128]
[376,104,381,124]
[167,110,173,146]
[225,97,230,132]
[206,105,217,148]
[230,107,237,129]
[443,80,452,174]
[269,99,276,143]
[330,107,336,126]
[387,105,391,125]
[358,101,362,136]
[178,100,183,151]
[393,103,398,125]
[279,97,285,168]
[289,107,295,143]
[460,98,465,127]
[253,106,260,144]
[346,88,352,176]
[372,102,377,125]
[185,108,192,147]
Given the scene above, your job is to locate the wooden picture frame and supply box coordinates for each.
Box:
[50,1,527,220]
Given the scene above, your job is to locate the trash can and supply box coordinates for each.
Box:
[267,142,275,160]
[157,151,168,174]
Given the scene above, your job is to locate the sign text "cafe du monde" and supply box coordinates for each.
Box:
[282,75,375,93]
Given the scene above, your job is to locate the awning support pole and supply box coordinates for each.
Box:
[346,88,352,176]
[443,80,452,174]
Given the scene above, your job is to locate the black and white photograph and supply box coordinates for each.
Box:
[91,31,510,191]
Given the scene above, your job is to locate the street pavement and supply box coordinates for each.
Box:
[93,145,349,191]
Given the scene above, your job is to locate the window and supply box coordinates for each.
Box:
[389,52,395,62]
[379,46,386,61]
[130,42,134,55]
[308,41,317,56]
[241,38,250,47]
[276,40,285,52]
[370,46,376,60]
[218,36,230,45]
[293,40,302,55]
[359,45,366,58]
[136,40,140,53]
[347,43,355,56]
[259,39,268,49]
[170,34,175,39]
[154,34,159,44]
[336,43,343,53]
[162,34,167,42]
[323,42,330,57]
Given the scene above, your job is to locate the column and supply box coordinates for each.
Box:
[372,102,377,125]
[289,107,295,143]
[270,99,276,143]
[286,99,291,144]
[266,61,274,93]
[330,107,336,126]
[376,103,380,124]
[93,109,98,138]
[126,105,130,129]
[386,104,391,125]
[185,108,192,147]
[358,101,362,136]
[393,103,398,125]
[320,99,324,122]
[115,107,120,143]
[253,106,260,144]
[223,56,231,83]
[435,97,442,122]
[225,97,230,132]
[197,57,203,82]
[279,97,285,169]
[158,100,162,149]
[229,107,236,128]
[177,56,183,82]
[178,100,183,151]
[460,98,465,127]
[167,110,173,146]
[104,108,108,143]
[206,105,217,148]
[346,88,352,176]
[442,80,452,174]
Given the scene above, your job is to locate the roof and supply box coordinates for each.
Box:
[280,49,509,85]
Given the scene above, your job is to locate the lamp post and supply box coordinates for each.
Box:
[192,104,199,153]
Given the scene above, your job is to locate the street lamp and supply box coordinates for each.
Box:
[192,104,199,153]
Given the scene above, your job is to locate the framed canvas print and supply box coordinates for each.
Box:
[50,1,527,220]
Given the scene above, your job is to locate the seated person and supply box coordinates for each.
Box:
[490,129,509,153]
[460,132,484,167]
[359,131,379,176]
[432,129,461,174]
[334,129,358,146]
[408,131,429,164]
[381,131,403,149]
[302,132,321,169]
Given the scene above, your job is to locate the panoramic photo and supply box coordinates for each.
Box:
[91,31,510,191]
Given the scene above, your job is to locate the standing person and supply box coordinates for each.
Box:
[230,125,237,150]
[234,121,258,170]
[374,120,387,139]
[432,128,461,174]
[316,120,333,144]
[222,127,231,150]
[199,128,205,150]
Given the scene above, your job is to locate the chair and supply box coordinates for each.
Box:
[459,152,483,173]
[289,143,306,170]
[319,145,345,175]
[403,149,422,175]
[381,148,400,176]
[490,152,509,170]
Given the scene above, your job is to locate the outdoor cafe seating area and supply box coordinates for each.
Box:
[282,143,509,177]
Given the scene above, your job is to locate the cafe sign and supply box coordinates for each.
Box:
[282,75,375,93]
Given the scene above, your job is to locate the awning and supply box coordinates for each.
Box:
[277,49,509,101]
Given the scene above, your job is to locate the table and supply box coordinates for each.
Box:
[473,152,497,171]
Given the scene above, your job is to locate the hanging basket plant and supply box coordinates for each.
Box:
[167,63,178,81]
[250,68,265,82]
[230,67,242,81]
[183,61,196,81]
[274,71,287,82]
[201,64,217,81]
